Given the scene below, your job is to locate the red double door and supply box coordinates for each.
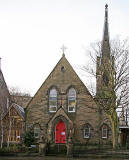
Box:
[55,121,66,144]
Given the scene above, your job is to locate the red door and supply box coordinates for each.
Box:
[55,121,66,144]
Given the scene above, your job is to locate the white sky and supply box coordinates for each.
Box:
[0,0,129,96]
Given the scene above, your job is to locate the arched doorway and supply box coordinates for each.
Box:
[55,121,66,144]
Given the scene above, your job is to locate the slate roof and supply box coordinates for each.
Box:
[0,103,25,120]
[12,103,25,119]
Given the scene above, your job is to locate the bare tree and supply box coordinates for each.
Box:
[9,86,31,108]
[82,37,129,149]
[9,86,31,97]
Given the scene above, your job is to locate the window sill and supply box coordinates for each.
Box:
[102,137,107,139]
[84,137,90,139]
[49,111,57,113]
[68,111,76,113]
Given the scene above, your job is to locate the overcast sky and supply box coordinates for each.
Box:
[0,0,129,96]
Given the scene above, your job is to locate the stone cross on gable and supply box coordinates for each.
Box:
[105,4,108,9]
[61,44,67,55]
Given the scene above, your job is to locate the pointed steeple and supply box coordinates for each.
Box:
[102,4,110,60]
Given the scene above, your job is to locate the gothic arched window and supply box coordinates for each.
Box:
[49,88,57,112]
[68,88,76,112]
[84,124,91,138]
[102,124,108,138]
[34,124,40,139]
[103,72,109,86]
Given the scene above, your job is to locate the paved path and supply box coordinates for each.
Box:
[0,157,128,160]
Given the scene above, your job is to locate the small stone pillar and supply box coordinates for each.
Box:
[118,129,121,147]
[67,137,73,157]
[39,137,46,156]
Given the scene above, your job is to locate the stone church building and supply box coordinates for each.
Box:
[26,5,113,153]
[0,4,128,154]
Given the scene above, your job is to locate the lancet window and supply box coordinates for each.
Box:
[49,88,57,112]
[68,88,76,112]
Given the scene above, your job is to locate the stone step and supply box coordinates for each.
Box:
[46,144,67,155]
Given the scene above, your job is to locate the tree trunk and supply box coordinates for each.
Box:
[7,110,11,147]
[108,111,118,150]
[112,119,117,149]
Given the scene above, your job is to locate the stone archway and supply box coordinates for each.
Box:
[47,108,73,144]
[50,115,69,143]
[47,108,74,156]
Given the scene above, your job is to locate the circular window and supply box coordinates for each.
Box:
[61,66,65,72]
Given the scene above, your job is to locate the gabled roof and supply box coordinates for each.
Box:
[0,70,10,95]
[12,103,25,119]
[0,103,25,120]
[27,54,95,108]
[48,106,73,126]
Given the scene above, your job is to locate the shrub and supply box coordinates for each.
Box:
[23,130,36,147]
[126,143,129,150]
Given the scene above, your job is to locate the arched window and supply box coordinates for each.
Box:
[34,124,40,139]
[68,88,76,112]
[102,124,108,138]
[103,72,109,86]
[49,88,57,112]
[84,124,91,138]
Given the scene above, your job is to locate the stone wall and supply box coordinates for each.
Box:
[26,55,112,145]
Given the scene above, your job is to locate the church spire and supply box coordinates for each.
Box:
[102,4,110,60]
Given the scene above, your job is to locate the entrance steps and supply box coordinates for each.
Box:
[46,144,67,156]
